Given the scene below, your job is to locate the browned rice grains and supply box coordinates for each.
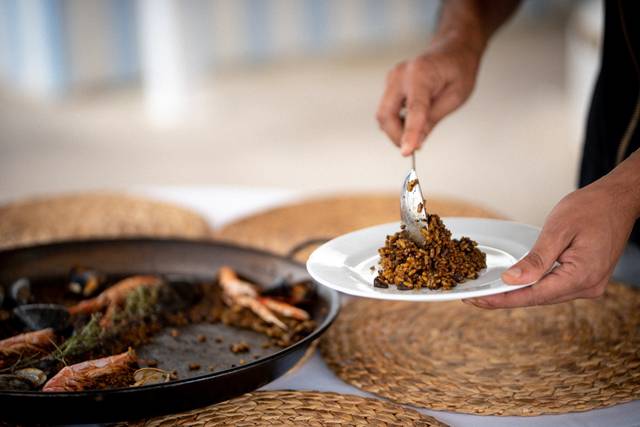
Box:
[377,214,486,290]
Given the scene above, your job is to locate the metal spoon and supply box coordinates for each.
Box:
[400,153,429,245]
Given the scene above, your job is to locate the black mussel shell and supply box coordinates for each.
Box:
[68,266,105,297]
[13,304,70,332]
[9,278,32,306]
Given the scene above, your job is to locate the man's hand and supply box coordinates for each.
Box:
[376,36,482,156]
[465,168,640,309]
[376,0,521,156]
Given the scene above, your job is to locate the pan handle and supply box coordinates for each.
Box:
[286,237,331,260]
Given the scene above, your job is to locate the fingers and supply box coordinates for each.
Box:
[467,219,577,309]
[465,262,593,309]
[398,60,433,156]
[377,58,471,156]
[376,81,405,147]
[501,223,574,286]
[400,97,430,156]
[376,65,406,147]
[399,81,465,156]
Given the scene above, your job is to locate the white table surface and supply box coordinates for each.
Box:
[135,186,640,427]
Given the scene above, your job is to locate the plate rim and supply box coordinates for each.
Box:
[306,217,540,302]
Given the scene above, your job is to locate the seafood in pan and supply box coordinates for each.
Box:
[0,266,316,392]
[218,266,309,330]
[0,328,57,369]
[43,349,138,392]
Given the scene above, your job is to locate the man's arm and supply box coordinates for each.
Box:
[436,0,521,53]
[376,0,521,155]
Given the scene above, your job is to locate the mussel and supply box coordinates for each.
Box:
[9,278,32,306]
[68,267,105,297]
[13,304,70,332]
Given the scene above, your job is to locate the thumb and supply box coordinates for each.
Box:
[502,226,571,285]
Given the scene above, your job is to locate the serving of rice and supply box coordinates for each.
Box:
[376,214,486,290]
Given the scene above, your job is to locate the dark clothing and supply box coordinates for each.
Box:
[581,0,640,244]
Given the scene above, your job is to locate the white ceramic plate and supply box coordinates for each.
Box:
[306,218,540,301]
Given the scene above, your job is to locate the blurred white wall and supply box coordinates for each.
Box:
[0,0,437,96]
[0,0,584,127]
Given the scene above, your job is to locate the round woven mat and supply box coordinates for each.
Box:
[0,192,212,250]
[321,283,640,416]
[132,391,449,426]
[216,194,502,261]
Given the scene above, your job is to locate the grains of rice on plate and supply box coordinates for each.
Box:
[375,214,486,290]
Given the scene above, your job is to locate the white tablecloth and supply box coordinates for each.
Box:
[137,186,640,427]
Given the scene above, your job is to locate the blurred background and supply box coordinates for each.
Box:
[0,0,602,226]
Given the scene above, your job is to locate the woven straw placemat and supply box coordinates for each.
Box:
[131,390,449,426]
[321,283,640,416]
[0,192,212,249]
[216,194,502,261]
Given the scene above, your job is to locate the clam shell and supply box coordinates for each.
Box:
[132,368,172,387]
[15,368,47,387]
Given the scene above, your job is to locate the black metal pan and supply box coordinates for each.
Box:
[0,239,340,424]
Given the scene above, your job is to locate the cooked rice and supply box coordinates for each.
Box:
[376,214,486,290]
